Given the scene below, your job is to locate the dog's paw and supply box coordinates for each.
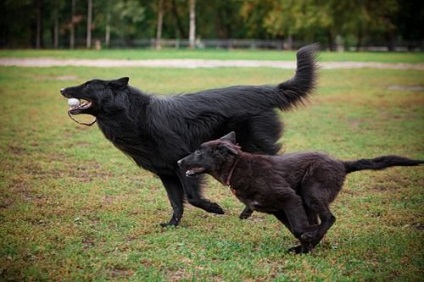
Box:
[209,203,225,214]
[301,231,317,243]
[160,222,178,228]
[287,244,313,254]
[239,213,251,220]
[239,206,254,219]
[287,245,303,254]
[239,211,253,219]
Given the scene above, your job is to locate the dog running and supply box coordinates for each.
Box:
[178,132,423,253]
[60,45,318,227]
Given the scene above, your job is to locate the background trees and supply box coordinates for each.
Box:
[0,0,422,50]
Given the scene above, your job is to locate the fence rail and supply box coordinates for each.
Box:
[67,38,423,51]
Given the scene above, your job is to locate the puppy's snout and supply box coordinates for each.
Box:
[177,159,184,167]
[60,88,66,94]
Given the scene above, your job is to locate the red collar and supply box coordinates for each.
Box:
[224,157,240,187]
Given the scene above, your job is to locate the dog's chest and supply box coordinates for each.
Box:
[231,187,278,213]
[97,122,176,174]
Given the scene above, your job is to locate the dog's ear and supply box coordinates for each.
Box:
[218,142,239,155]
[109,77,129,89]
[220,131,236,144]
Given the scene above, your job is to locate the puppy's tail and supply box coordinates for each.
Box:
[344,155,424,174]
[275,43,319,110]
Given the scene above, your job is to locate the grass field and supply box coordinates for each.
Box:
[1,48,424,63]
[0,51,423,281]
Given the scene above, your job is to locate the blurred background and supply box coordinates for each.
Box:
[1,0,423,51]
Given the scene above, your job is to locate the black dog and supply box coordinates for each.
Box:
[178,132,423,253]
[60,44,318,226]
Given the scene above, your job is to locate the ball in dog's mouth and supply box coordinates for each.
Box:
[67,99,93,114]
[68,98,80,108]
[185,167,205,176]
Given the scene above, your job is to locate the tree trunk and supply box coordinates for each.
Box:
[189,0,196,48]
[35,0,42,49]
[105,21,110,48]
[327,31,334,51]
[54,7,59,48]
[156,0,164,49]
[70,0,76,49]
[386,31,395,51]
[356,29,363,51]
[171,0,187,38]
[86,0,92,49]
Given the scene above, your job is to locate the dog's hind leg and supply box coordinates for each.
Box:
[301,181,337,248]
[177,173,225,215]
[239,206,254,219]
[235,111,282,155]
[273,210,314,254]
[304,205,319,225]
[301,207,335,249]
[159,175,186,227]
[272,191,316,253]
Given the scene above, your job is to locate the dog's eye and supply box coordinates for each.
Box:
[195,150,201,156]
[84,82,91,89]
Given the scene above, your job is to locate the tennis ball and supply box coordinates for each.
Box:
[68,98,80,107]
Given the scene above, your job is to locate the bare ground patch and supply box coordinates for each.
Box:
[1,58,424,70]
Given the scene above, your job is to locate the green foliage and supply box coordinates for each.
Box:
[0,0,422,49]
[0,52,423,280]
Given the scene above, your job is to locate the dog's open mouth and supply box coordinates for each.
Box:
[66,98,97,126]
[68,99,93,115]
[185,167,205,176]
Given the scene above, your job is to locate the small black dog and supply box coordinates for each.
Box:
[60,45,318,227]
[178,132,423,253]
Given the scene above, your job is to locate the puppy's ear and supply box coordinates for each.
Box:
[218,143,239,155]
[109,77,129,89]
[220,131,236,144]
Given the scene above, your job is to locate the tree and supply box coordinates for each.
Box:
[86,0,92,48]
[395,0,424,50]
[156,0,164,49]
[170,0,187,38]
[35,0,43,49]
[70,0,76,49]
[189,0,195,48]
[109,0,145,45]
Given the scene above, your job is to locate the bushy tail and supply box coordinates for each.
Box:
[193,44,319,114]
[275,43,319,110]
[344,155,424,174]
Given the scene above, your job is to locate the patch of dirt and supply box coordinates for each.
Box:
[387,85,424,91]
[8,145,27,156]
[56,75,78,80]
[1,58,424,70]
[371,172,423,191]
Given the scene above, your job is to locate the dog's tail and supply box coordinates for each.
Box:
[344,155,424,174]
[274,43,319,110]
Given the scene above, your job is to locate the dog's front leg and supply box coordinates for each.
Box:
[177,172,225,215]
[159,175,185,227]
[239,205,254,219]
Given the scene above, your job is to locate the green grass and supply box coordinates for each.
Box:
[0,62,423,281]
[1,48,424,63]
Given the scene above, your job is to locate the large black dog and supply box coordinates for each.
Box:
[60,44,318,226]
[178,132,423,253]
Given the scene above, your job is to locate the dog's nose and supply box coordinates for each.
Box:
[60,88,66,94]
[177,159,183,167]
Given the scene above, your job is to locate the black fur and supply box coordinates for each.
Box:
[178,132,423,253]
[60,44,318,226]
